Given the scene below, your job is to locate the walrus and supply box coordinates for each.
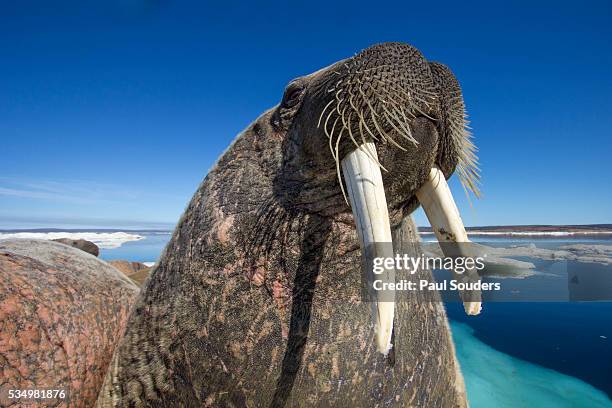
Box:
[92,42,481,407]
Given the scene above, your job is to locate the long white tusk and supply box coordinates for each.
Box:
[341,142,395,355]
[416,166,482,315]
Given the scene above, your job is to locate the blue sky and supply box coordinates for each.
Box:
[1,1,611,229]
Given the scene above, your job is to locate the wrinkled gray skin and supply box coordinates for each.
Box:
[97,43,470,407]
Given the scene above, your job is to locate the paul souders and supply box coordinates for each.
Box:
[372,279,501,292]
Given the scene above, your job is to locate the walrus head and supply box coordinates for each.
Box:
[270,42,480,354]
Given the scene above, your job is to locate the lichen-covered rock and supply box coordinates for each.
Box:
[52,238,100,257]
[0,239,139,407]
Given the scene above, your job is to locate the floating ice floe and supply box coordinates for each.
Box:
[0,232,144,249]
[422,242,537,279]
[423,241,612,281]
[488,244,612,266]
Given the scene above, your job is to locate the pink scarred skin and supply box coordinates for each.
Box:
[0,239,139,407]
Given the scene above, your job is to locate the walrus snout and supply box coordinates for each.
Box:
[331,43,483,351]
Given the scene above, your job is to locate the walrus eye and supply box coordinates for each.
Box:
[283,86,304,108]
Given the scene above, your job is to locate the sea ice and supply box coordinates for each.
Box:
[0,232,144,249]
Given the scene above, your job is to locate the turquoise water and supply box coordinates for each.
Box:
[101,233,612,407]
[451,322,612,407]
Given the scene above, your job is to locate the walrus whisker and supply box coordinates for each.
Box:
[340,95,381,166]
[449,111,481,198]
[366,82,422,140]
[376,76,438,101]
[356,86,386,143]
[334,127,349,205]
[328,116,340,160]
[357,120,388,172]
[393,106,417,143]
[388,106,417,144]
[371,77,416,102]
[413,94,436,110]
[371,76,437,121]
[412,104,437,121]
[352,63,393,74]
[336,78,419,156]
[341,107,360,150]
[368,103,397,148]
[357,119,368,150]
[345,89,382,155]
[323,108,336,139]
[324,95,342,138]
[344,111,361,149]
[317,99,336,129]
[380,104,416,146]
[379,112,409,152]
[346,110,388,172]
[347,88,361,116]
[335,89,344,106]
[397,104,415,121]
[358,110,380,144]
[358,92,382,135]
[357,109,379,143]
[358,83,390,126]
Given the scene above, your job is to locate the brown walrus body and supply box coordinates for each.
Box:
[97,42,474,407]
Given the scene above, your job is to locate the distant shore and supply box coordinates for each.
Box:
[0,228,172,233]
[419,224,612,237]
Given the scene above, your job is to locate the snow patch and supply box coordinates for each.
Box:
[0,232,144,249]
